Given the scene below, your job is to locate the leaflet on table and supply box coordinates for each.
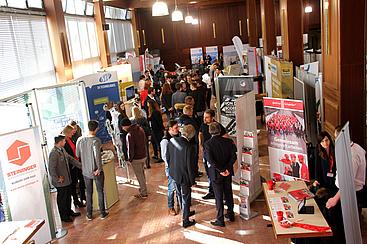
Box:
[241,148,258,165]
[269,197,294,219]
[264,97,309,181]
[243,130,256,148]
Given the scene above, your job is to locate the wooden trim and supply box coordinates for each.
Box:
[212,22,216,39]
[142,29,146,46]
[161,28,165,44]
[239,20,242,36]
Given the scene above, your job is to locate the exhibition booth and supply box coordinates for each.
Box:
[0,64,135,242]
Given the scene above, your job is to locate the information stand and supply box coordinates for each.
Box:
[235,92,262,220]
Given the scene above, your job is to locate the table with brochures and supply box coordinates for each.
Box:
[263,181,333,239]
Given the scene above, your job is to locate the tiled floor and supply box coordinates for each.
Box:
[54,127,367,244]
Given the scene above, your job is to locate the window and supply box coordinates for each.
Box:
[65,16,101,78]
[0,13,56,99]
[3,0,43,9]
[104,6,128,20]
[106,19,135,63]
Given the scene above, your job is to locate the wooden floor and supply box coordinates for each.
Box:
[54,129,367,244]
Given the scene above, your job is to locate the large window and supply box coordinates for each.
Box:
[0,13,56,99]
[106,19,135,63]
[65,16,101,78]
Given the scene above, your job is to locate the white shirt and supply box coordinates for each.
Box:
[202,73,211,88]
[336,142,366,191]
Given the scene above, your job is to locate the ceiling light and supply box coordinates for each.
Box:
[189,1,198,3]
[152,1,169,17]
[192,18,198,25]
[172,0,183,21]
[185,15,193,24]
[305,6,312,13]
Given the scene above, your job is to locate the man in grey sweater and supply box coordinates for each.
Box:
[172,83,187,115]
[49,135,82,222]
[76,120,108,220]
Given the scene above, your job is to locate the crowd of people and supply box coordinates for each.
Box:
[49,64,238,229]
[266,112,303,137]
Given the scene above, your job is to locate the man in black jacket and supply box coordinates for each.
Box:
[167,124,196,228]
[204,122,237,227]
[177,105,202,177]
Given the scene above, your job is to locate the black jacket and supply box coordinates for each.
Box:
[149,110,164,132]
[167,136,196,186]
[177,114,199,144]
[204,135,237,180]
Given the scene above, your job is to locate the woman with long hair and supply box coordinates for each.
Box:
[131,106,152,168]
[160,83,173,118]
[63,125,86,208]
[147,100,164,162]
[314,131,345,244]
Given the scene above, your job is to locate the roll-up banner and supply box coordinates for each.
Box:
[263,98,309,181]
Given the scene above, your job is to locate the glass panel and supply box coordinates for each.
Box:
[36,84,86,152]
[7,0,27,8]
[0,102,32,134]
[78,19,91,59]
[120,9,127,20]
[0,0,7,7]
[74,0,85,15]
[61,0,67,12]
[66,0,76,14]
[85,2,94,16]
[27,0,43,8]
[126,10,131,20]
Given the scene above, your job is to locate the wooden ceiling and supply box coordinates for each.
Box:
[103,0,246,9]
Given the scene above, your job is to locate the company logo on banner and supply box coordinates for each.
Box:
[7,140,31,166]
[264,97,310,181]
[0,127,53,243]
[98,73,112,83]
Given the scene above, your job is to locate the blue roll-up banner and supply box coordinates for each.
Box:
[79,72,120,143]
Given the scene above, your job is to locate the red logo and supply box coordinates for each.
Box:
[7,140,31,166]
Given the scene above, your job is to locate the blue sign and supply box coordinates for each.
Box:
[85,81,120,143]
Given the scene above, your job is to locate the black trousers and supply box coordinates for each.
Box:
[206,88,211,108]
[212,175,234,223]
[151,130,163,158]
[175,183,192,222]
[203,156,213,194]
[56,185,72,220]
[70,167,86,203]
[120,131,128,160]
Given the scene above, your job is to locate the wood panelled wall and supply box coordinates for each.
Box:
[135,3,257,70]
[135,0,320,70]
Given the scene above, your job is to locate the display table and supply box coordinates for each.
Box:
[93,160,119,210]
[263,181,332,239]
[0,219,45,244]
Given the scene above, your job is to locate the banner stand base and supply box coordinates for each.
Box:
[55,228,67,239]
[240,211,258,221]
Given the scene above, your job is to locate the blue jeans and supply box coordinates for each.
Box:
[168,175,176,209]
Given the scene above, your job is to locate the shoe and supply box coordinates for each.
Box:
[189,210,195,217]
[146,165,151,169]
[61,217,73,222]
[152,156,159,160]
[195,171,203,177]
[134,194,148,199]
[224,213,235,222]
[70,212,81,217]
[202,193,215,200]
[156,159,164,163]
[183,219,196,228]
[86,214,93,221]
[100,212,109,219]
[211,220,225,227]
[168,208,177,216]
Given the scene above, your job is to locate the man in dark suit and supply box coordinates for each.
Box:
[204,122,237,227]
[167,124,196,228]
[49,135,82,222]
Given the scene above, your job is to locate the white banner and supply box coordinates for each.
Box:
[0,127,53,243]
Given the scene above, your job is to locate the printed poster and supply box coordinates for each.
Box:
[264,97,309,181]
[0,127,54,243]
[205,46,218,64]
[190,47,203,65]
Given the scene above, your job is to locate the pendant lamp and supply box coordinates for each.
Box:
[185,5,193,23]
[152,1,169,17]
[172,0,183,21]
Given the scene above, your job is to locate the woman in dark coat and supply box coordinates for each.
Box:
[160,83,173,118]
[117,101,129,161]
[147,100,164,162]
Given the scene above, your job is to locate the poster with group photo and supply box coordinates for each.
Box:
[190,47,203,65]
[264,97,309,181]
